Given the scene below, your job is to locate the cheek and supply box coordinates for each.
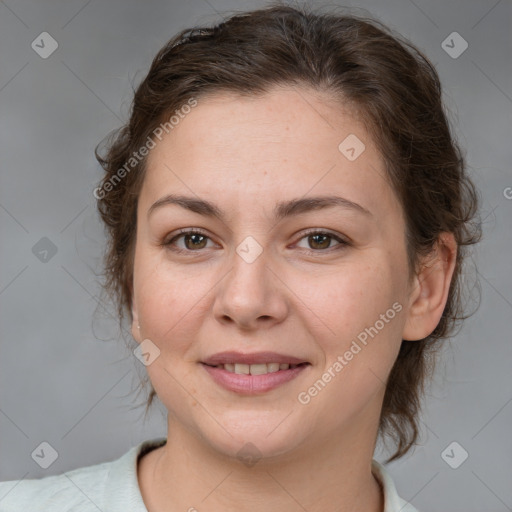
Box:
[132,245,219,362]
[133,249,192,346]
[296,263,405,424]
[293,260,401,345]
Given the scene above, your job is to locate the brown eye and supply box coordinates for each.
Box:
[164,229,214,253]
[182,233,208,250]
[308,233,332,250]
[295,230,348,253]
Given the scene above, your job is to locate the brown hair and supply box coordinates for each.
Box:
[95,3,481,462]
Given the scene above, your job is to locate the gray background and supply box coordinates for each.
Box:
[0,0,511,510]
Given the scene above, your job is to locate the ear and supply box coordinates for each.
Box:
[402,232,457,341]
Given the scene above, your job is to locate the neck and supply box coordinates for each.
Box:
[139,405,384,512]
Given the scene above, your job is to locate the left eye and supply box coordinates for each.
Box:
[295,231,347,252]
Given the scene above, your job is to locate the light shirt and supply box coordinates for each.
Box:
[0,437,419,511]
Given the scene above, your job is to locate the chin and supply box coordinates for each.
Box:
[196,411,309,463]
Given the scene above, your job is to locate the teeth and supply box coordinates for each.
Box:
[267,363,280,373]
[249,363,268,375]
[215,362,301,375]
[234,363,250,374]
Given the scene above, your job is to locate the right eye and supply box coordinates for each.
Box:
[163,229,216,253]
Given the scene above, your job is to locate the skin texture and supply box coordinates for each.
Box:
[131,85,456,512]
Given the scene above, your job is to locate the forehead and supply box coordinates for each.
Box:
[141,86,399,221]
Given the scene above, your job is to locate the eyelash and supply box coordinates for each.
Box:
[162,228,350,256]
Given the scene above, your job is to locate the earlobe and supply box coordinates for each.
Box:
[129,279,142,342]
[402,233,457,341]
[131,301,140,342]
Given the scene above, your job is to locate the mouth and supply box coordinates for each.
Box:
[200,352,311,394]
[202,362,309,375]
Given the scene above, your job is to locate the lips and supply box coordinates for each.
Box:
[200,351,311,394]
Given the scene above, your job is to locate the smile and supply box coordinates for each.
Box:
[206,362,305,375]
[201,362,311,394]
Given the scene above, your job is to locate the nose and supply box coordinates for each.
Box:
[212,245,289,331]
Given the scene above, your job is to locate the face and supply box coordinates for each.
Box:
[131,86,414,458]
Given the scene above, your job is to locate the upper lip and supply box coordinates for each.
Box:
[202,351,309,366]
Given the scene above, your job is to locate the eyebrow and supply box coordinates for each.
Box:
[147,194,372,221]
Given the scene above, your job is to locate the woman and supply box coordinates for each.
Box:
[0,4,480,511]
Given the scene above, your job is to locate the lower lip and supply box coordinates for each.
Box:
[201,363,310,394]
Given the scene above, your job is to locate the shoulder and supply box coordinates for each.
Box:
[371,460,420,512]
[0,437,167,512]
[0,460,111,512]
